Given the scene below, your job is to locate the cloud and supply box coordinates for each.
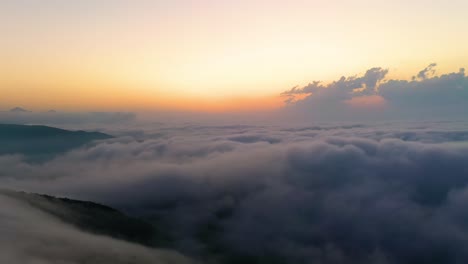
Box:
[3,122,468,263]
[281,67,389,103]
[379,67,467,118]
[281,64,468,121]
[414,62,437,80]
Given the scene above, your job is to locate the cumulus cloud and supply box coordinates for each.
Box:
[3,122,468,263]
[379,67,467,118]
[281,64,468,121]
[281,67,389,103]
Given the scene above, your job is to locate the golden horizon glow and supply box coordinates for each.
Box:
[2,0,468,112]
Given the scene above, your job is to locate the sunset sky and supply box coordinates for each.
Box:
[2,0,468,111]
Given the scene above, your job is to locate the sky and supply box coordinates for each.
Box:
[2,0,468,112]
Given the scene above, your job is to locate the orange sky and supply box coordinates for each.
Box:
[2,0,468,112]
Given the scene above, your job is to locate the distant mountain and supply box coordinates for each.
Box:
[0,124,112,160]
[9,107,31,113]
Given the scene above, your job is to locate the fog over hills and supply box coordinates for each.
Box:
[3,121,468,263]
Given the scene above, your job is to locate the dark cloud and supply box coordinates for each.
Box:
[414,63,437,80]
[282,64,468,121]
[3,122,468,263]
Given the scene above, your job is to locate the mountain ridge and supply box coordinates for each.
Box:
[0,123,113,160]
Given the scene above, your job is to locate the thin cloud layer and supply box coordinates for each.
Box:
[2,122,468,263]
[282,64,468,121]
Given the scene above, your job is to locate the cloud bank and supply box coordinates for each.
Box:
[282,64,468,121]
[3,122,468,263]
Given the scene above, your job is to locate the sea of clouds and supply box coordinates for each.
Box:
[2,120,468,263]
